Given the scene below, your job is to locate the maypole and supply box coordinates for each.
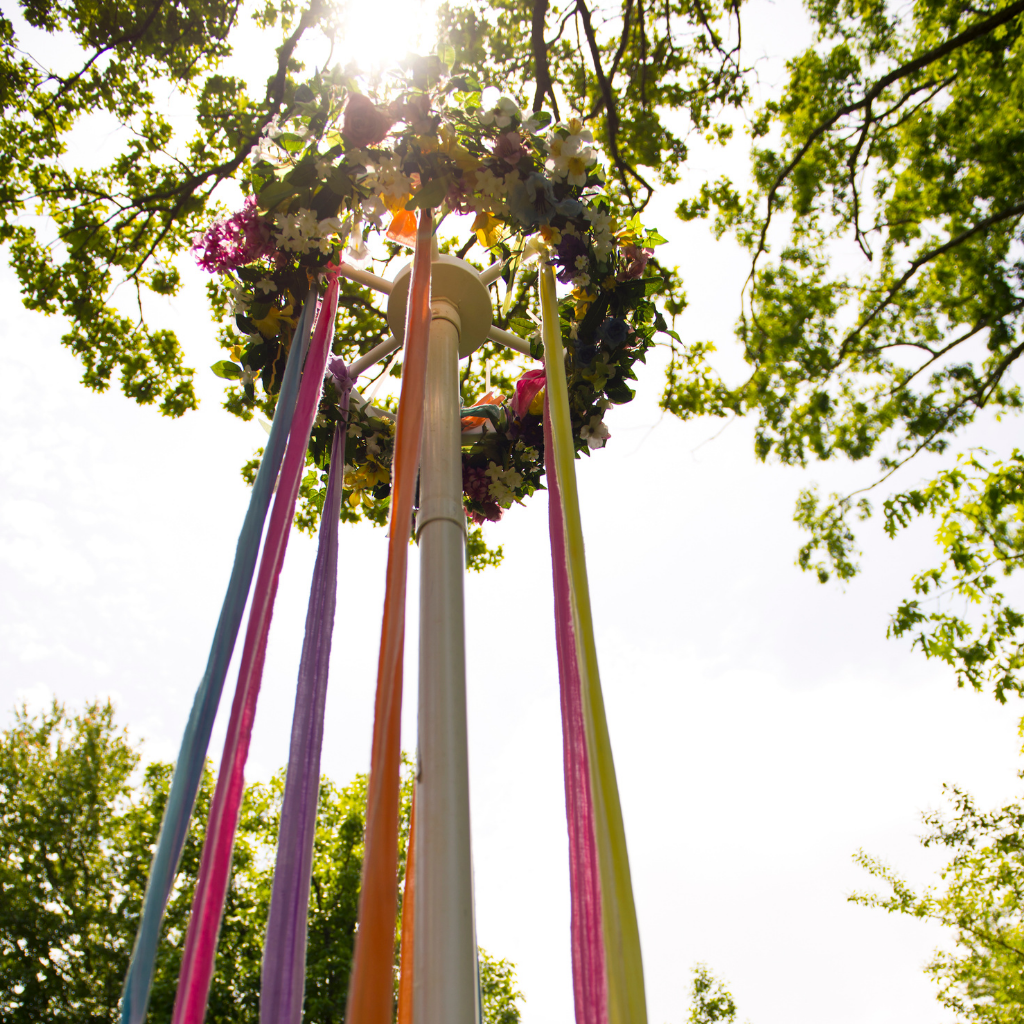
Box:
[121,61,673,1024]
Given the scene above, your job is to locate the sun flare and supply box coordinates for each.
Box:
[333,0,441,75]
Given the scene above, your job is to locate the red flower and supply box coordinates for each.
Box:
[342,93,393,148]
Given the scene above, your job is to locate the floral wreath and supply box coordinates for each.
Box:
[196,56,671,530]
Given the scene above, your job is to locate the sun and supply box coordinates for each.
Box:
[331,0,441,76]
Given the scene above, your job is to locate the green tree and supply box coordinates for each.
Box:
[0,700,522,1024]
[667,0,1024,699]
[0,0,737,422]
[688,964,739,1024]
[852,778,1024,1022]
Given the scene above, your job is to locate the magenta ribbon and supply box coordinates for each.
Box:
[259,357,353,1024]
[544,399,608,1024]
[171,278,341,1024]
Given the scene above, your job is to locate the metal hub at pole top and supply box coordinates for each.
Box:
[386,251,493,1024]
[387,253,494,356]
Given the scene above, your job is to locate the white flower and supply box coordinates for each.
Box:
[478,96,522,128]
[575,254,590,270]
[315,156,334,177]
[585,207,615,259]
[361,194,387,230]
[255,279,277,295]
[580,415,610,449]
[547,129,597,186]
[231,284,251,314]
[365,433,381,457]
[484,461,524,507]
[345,213,370,268]
[573,272,592,289]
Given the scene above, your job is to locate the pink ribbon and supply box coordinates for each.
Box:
[171,278,340,1024]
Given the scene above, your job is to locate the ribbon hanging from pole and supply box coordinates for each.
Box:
[172,276,341,1024]
[120,296,317,1024]
[544,400,608,1024]
[259,358,355,1024]
[540,263,648,1024]
[344,208,434,1024]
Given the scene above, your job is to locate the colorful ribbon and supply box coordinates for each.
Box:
[172,277,341,1024]
[544,400,607,1024]
[259,359,354,1024]
[344,209,434,1024]
[120,296,316,1024]
[540,263,648,1024]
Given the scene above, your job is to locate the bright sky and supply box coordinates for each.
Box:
[3,3,1024,1024]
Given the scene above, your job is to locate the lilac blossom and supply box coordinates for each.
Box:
[194,197,279,273]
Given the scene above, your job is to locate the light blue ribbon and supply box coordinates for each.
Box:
[120,297,316,1024]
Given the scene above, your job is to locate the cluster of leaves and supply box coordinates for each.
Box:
[0,700,521,1024]
[665,0,1024,696]
[852,777,1024,1022]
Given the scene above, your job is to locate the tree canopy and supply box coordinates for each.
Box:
[0,700,522,1023]
[668,0,1024,700]
[8,0,1024,693]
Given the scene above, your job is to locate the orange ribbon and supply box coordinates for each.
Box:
[344,209,433,1024]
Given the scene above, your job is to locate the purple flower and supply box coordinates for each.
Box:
[552,234,588,284]
[194,197,279,273]
[617,244,654,281]
[492,131,530,166]
[462,460,504,524]
[595,318,629,351]
[445,176,474,214]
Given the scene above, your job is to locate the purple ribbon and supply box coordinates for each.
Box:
[260,358,355,1024]
[544,399,607,1024]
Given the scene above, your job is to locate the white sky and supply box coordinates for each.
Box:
[3,3,1024,1024]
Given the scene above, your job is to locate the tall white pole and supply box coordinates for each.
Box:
[414,297,479,1024]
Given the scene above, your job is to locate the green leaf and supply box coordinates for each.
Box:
[436,43,456,69]
[211,360,242,380]
[275,132,305,153]
[258,180,297,210]
[528,110,552,129]
[405,175,451,210]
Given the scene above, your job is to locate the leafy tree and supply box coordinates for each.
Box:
[687,964,739,1024]
[852,778,1024,1022]
[667,0,1024,699]
[0,700,522,1024]
[0,0,736,419]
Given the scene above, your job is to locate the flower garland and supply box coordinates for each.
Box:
[196,57,671,529]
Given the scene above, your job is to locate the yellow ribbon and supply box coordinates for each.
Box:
[539,264,648,1024]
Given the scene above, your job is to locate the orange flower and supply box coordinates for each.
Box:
[386,209,418,246]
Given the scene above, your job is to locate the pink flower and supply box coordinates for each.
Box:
[343,93,393,148]
[193,197,278,273]
[617,244,654,281]
[510,369,546,419]
[492,131,530,166]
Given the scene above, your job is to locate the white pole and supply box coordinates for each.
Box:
[414,297,479,1024]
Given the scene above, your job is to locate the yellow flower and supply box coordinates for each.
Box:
[539,224,562,245]
[601,275,618,291]
[382,191,413,216]
[473,212,503,249]
[528,387,546,415]
[439,127,482,171]
[344,461,391,506]
[572,286,597,320]
[254,301,296,340]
